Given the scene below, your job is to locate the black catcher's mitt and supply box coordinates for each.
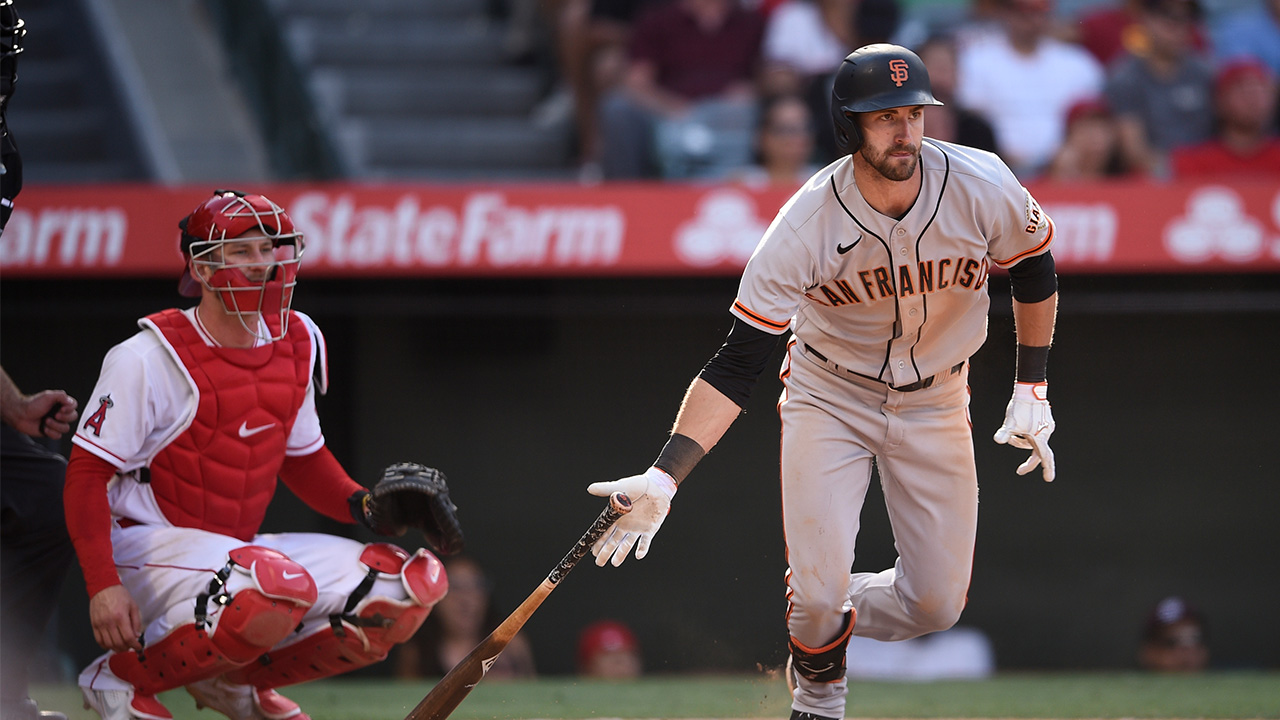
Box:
[361,462,464,555]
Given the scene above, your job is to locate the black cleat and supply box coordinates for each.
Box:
[789,711,839,720]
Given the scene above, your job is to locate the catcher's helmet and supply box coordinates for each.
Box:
[830,43,943,153]
[178,189,304,341]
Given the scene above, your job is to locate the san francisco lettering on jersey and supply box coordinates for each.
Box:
[804,256,989,307]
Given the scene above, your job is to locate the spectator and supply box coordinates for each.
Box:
[1138,596,1209,672]
[1103,0,1214,178]
[394,555,536,679]
[1072,0,1209,67]
[1209,0,1280,78]
[1,366,79,720]
[760,0,857,102]
[956,0,1104,178]
[916,33,999,154]
[845,626,995,681]
[731,93,821,188]
[597,0,766,180]
[554,0,657,180]
[1045,98,1135,180]
[576,620,642,678]
[1171,58,1280,178]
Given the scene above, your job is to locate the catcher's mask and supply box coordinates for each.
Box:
[178,189,304,342]
[830,43,943,154]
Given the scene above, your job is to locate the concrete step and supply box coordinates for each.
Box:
[285,17,508,68]
[20,160,142,184]
[8,58,84,110]
[270,0,487,21]
[310,67,546,119]
[4,108,113,162]
[335,117,571,173]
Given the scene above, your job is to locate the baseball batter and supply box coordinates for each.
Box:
[64,191,463,720]
[587,45,1058,720]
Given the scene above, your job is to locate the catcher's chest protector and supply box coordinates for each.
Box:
[145,308,312,540]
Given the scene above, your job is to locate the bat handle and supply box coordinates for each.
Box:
[606,491,632,522]
[546,492,632,585]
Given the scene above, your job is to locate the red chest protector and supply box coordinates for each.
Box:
[145,309,312,540]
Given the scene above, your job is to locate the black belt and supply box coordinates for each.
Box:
[803,344,964,392]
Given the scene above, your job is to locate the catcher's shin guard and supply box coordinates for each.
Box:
[109,546,318,695]
[788,610,854,684]
[227,544,447,688]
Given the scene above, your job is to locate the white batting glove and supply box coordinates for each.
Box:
[587,467,677,566]
[993,381,1056,482]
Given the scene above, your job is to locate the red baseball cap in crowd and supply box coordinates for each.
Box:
[1214,58,1272,96]
[576,620,639,671]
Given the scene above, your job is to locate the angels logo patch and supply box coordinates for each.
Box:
[82,394,114,437]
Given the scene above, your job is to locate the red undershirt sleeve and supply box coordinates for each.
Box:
[65,447,125,597]
[278,446,366,525]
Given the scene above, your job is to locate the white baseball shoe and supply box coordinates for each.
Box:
[186,677,308,720]
[81,688,171,720]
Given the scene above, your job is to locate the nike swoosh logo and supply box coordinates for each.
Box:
[836,234,862,254]
[238,421,276,438]
[282,570,305,580]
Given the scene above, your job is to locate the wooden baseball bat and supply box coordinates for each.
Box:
[402,491,633,720]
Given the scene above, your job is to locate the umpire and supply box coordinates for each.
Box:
[1,366,80,720]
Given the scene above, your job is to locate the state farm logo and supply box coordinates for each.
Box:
[0,207,128,267]
[673,189,768,267]
[1039,202,1116,263]
[1164,186,1280,263]
[291,192,625,268]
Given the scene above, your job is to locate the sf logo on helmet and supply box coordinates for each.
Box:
[889,59,910,87]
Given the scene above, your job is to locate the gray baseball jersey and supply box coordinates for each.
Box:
[731,139,1054,386]
[732,138,1055,719]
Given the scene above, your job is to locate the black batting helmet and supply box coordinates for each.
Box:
[830,43,942,153]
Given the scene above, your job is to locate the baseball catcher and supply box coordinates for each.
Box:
[65,190,462,720]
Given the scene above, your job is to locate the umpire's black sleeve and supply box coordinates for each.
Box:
[697,318,785,409]
[1008,250,1058,303]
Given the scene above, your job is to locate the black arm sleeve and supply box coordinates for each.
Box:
[1007,250,1058,304]
[697,318,786,409]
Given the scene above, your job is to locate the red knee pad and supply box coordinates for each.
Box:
[110,546,318,695]
[228,544,447,688]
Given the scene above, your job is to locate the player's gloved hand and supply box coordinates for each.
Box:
[994,381,1056,482]
[587,467,677,566]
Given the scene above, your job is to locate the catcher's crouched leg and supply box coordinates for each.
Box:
[226,543,447,689]
[107,546,318,697]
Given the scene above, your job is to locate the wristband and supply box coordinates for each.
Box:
[1015,344,1050,383]
[347,490,372,526]
[653,433,706,485]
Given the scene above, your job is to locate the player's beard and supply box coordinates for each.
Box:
[859,141,920,181]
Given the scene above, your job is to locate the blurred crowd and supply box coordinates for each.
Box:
[517,0,1280,185]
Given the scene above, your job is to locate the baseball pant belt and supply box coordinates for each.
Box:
[803,344,965,392]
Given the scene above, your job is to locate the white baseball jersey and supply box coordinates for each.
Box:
[731,139,1054,386]
[72,308,326,527]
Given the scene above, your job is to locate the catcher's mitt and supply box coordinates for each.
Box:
[362,462,464,555]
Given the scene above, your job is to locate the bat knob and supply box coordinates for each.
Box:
[610,492,632,514]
